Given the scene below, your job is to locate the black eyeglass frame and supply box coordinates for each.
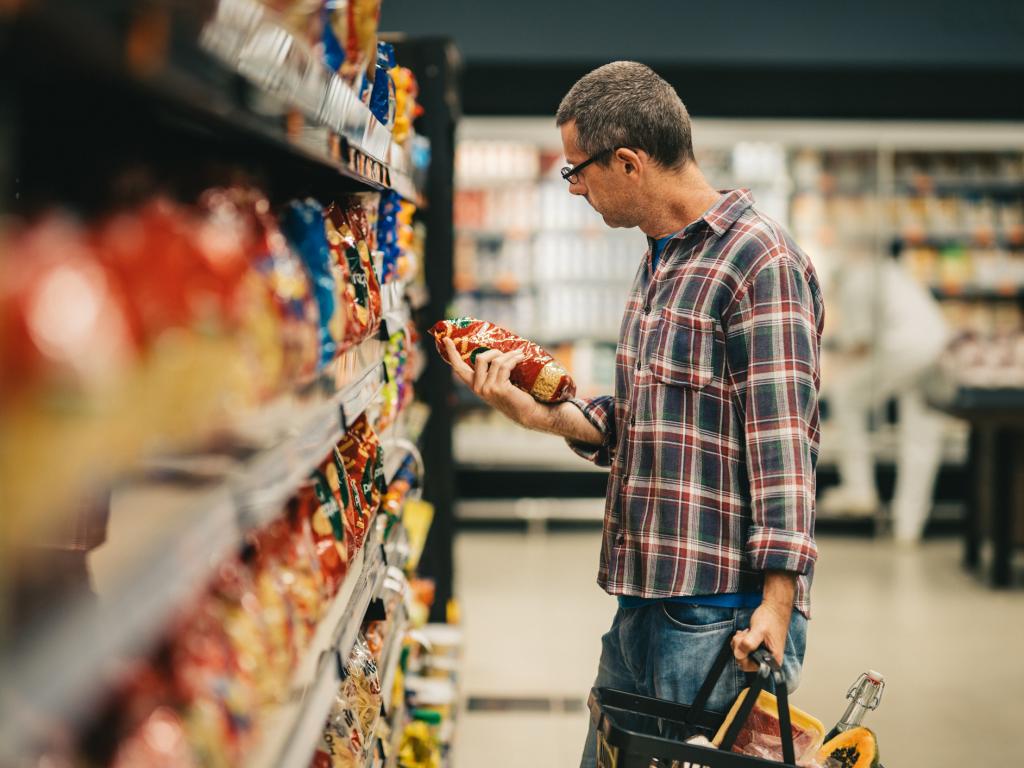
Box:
[560,147,620,184]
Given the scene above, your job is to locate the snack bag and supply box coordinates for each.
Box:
[325,445,367,557]
[282,200,343,371]
[317,690,363,767]
[324,204,366,347]
[337,413,384,533]
[295,475,348,596]
[343,199,383,319]
[429,317,577,402]
[344,636,382,741]
[712,689,826,767]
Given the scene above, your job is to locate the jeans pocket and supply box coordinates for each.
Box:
[659,602,736,633]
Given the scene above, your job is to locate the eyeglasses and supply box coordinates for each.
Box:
[560,147,616,184]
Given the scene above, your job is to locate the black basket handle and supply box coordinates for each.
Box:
[685,639,797,767]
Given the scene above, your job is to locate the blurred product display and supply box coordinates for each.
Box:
[0,2,461,767]
[449,123,1022,537]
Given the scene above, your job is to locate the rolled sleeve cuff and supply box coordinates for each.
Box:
[565,396,614,467]
[746,526,818,575]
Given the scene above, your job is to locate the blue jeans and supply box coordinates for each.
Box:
[581,603,808,768]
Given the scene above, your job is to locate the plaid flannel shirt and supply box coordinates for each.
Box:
[568,190,823,617]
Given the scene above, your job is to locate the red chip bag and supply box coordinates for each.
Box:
[429,317,576,403]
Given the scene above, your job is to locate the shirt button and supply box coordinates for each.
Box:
[635,359,642,371]
[644,303,652,314]
[615,532,625,545]
[630,414,636,426]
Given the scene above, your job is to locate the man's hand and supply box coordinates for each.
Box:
[732,571,796,672]
[442,337,547,429]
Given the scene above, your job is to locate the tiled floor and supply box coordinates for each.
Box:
[453,528,1024,768]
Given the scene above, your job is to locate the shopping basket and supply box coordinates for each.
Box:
[588,639,799,768]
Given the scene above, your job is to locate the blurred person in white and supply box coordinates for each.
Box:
[437,62,823,767]
[819,254,950,542]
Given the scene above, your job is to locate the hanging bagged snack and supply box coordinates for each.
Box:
[337,412,383,528]
[282,200,343,372]
[225,187,321,388]
[429,317,577,403]
[344,0,381,85]
[344,636,383,741]
[295,475,349,596]
[339,199,383,326]
[390,66,422,146]
[368,41,396,128]
[315,690,364,768]
[252,517,324,656]
[324,204,368,346]
[325,445,368,557]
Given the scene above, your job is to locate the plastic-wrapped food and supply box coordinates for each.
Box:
[110,705,198,768]
[344,636,382,741]
[337,413,384,529]
[429,317,577,402]
[315,690,363,768]
[323,205,367,347]
[344,0,381,83]
[253,518,324,657]
[368,41,396,127]
[282,200,343,371]
[296,475,348,596]
[170,564,262,766]
[0,214,139,544]
[324,445,367,558]
[325,201,382,341]
[377,190,402,284]
[713,689,826,767]
[204,187,320,389]
[390,65,422,146]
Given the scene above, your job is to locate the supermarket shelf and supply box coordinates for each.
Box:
[892,234,1023,250]
[0,346,388,762]
[896,176,1024,195]
[238,359,386,527]
[256,517,389,768]
[456,497,605,523]
[12,0,424,204]
[382,403,431,485]
[929,285,1024,301]
[379,605,409,716]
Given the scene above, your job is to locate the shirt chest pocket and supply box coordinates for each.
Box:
[648,308,715,389]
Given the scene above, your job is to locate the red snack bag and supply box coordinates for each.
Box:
[293,477,348,596]
[343,200,383,325]
[324,205,366,347]
[336,413,382,541]
[325,445,367,558]
[429,317,576,403]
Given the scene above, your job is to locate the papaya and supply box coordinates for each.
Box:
[817,727,880,768]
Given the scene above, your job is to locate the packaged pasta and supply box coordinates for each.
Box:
[429,317,576,402]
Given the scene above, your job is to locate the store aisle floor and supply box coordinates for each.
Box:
[453,529,1023,768]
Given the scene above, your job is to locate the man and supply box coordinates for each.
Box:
[440,62,822,765]
[820,254,949,541]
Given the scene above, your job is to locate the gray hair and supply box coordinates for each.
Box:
[556,61,694,169]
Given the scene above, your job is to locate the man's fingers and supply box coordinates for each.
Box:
[483,351,523,392]
[471,349,502,391]
[442,338,474,380]
[732,629,761,673]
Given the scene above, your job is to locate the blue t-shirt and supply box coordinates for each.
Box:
[618,592,763,610]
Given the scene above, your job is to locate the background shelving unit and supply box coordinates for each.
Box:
[447,117,1023,530]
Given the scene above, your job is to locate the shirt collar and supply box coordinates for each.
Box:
[646,188,755,250]
[701,189,755,237]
